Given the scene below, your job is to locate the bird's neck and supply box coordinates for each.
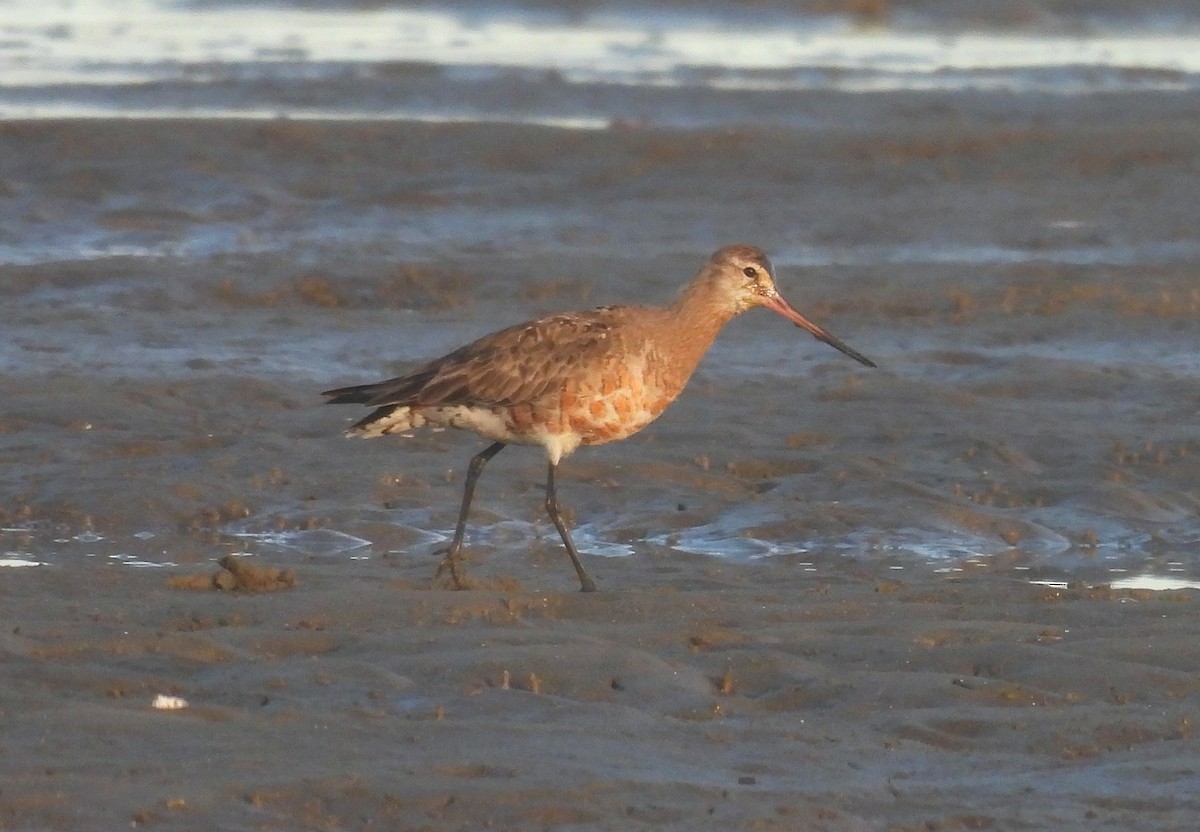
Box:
[653,276,740,388]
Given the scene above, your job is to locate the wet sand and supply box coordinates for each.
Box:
[4,557,1199,829]
[2,102,1199,829]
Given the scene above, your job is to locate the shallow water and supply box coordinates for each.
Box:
[5,0,1200,124]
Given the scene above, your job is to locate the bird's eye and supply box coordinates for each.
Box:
[743,266,757,277]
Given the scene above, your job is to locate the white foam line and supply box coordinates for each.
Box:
[0,104,610,131]
[5,1,1200,86]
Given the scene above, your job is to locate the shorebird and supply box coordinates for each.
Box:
[324,244,875,592]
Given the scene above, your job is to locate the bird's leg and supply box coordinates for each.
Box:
[544,462,598,593]
[436,441,505,589]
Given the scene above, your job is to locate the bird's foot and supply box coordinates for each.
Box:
[433,547,469,591]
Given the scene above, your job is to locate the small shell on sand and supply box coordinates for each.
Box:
[152,694,189,711]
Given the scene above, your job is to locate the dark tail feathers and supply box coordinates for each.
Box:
[321,383,382,405]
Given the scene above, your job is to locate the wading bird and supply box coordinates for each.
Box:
[324,244,875,591]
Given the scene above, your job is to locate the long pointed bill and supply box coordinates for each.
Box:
[762,294,877,368]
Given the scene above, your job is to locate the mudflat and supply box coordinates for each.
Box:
[1,104,1198,830]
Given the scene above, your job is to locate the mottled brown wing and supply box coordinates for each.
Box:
[323,309,626,409]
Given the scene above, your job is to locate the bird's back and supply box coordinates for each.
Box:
[323,304,690,463]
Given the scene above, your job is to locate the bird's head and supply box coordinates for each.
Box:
[705,244,876,368]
